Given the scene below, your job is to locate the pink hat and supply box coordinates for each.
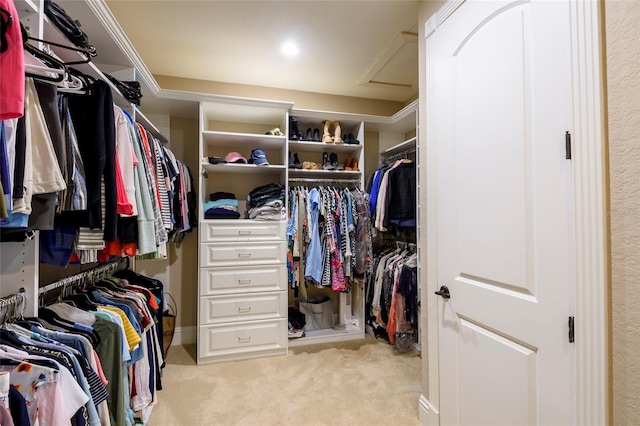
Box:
[225,151,247,163]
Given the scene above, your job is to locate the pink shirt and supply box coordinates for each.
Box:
[0,0,24,119]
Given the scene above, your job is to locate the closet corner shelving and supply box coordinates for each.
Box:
[287,109,365,184]
[285,108,368,347]
[196,97,293,365]
[371,101,422,353]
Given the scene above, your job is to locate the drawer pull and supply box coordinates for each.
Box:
[238,230,251,235]
[238,336,251,343]
[238,253,251,258]
[238,307,252,313]
[237,279,252,284]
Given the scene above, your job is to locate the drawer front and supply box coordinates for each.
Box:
[199,241,286,267]
[200,265,287,295]
[198,319,287,359]
[199,292,287,324]
[200,221,285,242]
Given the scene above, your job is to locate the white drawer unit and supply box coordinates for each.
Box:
[200,264,287,296]
[199,241,286,267]
[199,292,287,324]
[197,100,290,365]
[198,319,287,362]
[200,220,286,242]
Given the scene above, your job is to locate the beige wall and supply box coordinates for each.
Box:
[605,1,640,424]
[156,75,405,117]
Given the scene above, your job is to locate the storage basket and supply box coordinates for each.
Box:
[162,292,177,358]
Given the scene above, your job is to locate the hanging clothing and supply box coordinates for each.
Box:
[291,186,371,293]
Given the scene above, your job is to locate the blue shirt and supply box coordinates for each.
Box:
[304,188,323,284]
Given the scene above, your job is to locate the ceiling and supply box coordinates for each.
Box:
[101,0,421,104]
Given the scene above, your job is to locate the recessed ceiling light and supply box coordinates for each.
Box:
[281,41,299,57]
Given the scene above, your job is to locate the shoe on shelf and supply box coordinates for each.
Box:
[305,128,312,141]
[332,121,343,144]
[344,158,353,171]
[310,162,319,170]
[289,116,301,141]
[330,152,339,169]
[322,151,333,170]
[289,151,302,169]
[265,127,283,136]
[302,161,311,170]
[322,120,333,143]
[350,158,359,171]
[350,133,360,144]
[313,128,320,142]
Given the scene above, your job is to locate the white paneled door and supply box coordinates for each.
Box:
[430,1,574,424]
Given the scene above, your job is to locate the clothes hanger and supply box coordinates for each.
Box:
[22,23,96,65]
[22,27,68,83]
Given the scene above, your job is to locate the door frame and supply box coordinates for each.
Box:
[418,1,608,424]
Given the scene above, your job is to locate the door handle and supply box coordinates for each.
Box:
[435,286,451,299]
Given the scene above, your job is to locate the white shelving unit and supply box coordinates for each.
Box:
[285,109,367,347]
[197,98,292,364]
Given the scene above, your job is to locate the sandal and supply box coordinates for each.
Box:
[302,161,311,170]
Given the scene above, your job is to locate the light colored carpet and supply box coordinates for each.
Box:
[148,336,422,425]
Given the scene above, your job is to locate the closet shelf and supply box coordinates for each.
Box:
[203,130,286,149]
[136,109,167,144]
[14,0,38,14]
[381,137,417,157]
[288,169,361,179]
[202,163,286,175]
[200,218,286,225]
[287,324,363,347]
[288,140,362,153]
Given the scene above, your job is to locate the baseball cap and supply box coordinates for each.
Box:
[225,151,248,164]
[249,149,269,166]
[207,156,227,164]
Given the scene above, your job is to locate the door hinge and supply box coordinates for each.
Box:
[565,131,572,160]
[568,316,575,343]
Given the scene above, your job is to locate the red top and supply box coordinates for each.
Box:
[0,0,24,119]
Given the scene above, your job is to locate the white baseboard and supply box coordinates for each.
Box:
[419,394,439,426]
[172,326,196,346]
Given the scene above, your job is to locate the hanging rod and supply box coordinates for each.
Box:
[381,148,416,162]
[38,256,130,296]
[289,178,361,185]
[0,289,27,323]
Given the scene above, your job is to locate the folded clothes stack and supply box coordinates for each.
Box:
[204,191,240,219]
[247,183,285,221]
